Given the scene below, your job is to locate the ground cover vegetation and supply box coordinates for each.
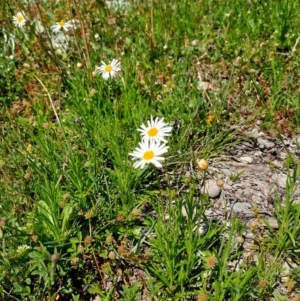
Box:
[0,0,300,300]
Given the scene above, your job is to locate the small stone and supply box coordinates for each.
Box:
[277,174,287,189]
[197,81,211,90]
[250,128,260,138]
[199,223,208,236]
[236,236,244,244]
[106,281,113,289]
[257,138,275,149]
[204,208,213,216]
[278,152,287,160]
[283,139,290,146]
[181,206,188,217]
[266,218,279,229]
[254,151,262,157]
[239,156,253,164]
[181,205,196,218]
[282,262,293,276]
[191,39,199,46]
[201,180,221,198]
[223,181,232,190]
[232,202,253,215]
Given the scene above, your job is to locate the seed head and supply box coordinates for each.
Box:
[197,292,208,301]
[84,210,95,219]
[0,217,7,226]
[217,178,224,187]
[106,235,114,244]
[71,257,79,265]
[24,173,31,180]
[258,279,267,289]
[31,235,38,243]
[236,236,244,244]
[84,236,93,244]
[206,255,218,269]
[77,245,84,253]
[51,253,60,262]
[131,209,141,217]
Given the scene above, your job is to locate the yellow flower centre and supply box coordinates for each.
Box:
[17,16,24,23]
[147,127,158,137]
[206,115,214,125]
[104,65,113,73]
[143,150,155,161]
[58,20,66,27]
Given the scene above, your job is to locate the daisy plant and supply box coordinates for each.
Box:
[13,12,26,28]
[95,59,121,80]
[138,116,173,143]
[51,20,73,33]
[129,140,169,169]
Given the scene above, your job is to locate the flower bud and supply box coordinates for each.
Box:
[197,159,208,171]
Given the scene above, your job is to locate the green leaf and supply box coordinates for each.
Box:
[12,282,23,293]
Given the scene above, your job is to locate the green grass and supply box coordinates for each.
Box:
[0,0,300,300]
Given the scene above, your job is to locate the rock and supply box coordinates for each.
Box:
[181,206,188,217]
[277,152,287,160]
[277,174,287,189]
[197,81,212,90]
[223,181,232,190]
[239,156,253,164]
[257,138,275,149]
[181,206,196,218]
[232,202,253,215]
[201,180,221,198]
[191,39,199,46]
[199,223,208,236]
[265,218,279,229]
[254,151,262,156]
[250,128,260,138]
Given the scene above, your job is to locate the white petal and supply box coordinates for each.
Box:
[151,160,162,168]
[102,72,109,80]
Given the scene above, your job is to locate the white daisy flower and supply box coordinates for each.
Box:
[138,116,173,143]
[129,140,169,169]
[51,20,72,33]
[95,59,121,80]
[13,12,26,28]
[16,244,31,255]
